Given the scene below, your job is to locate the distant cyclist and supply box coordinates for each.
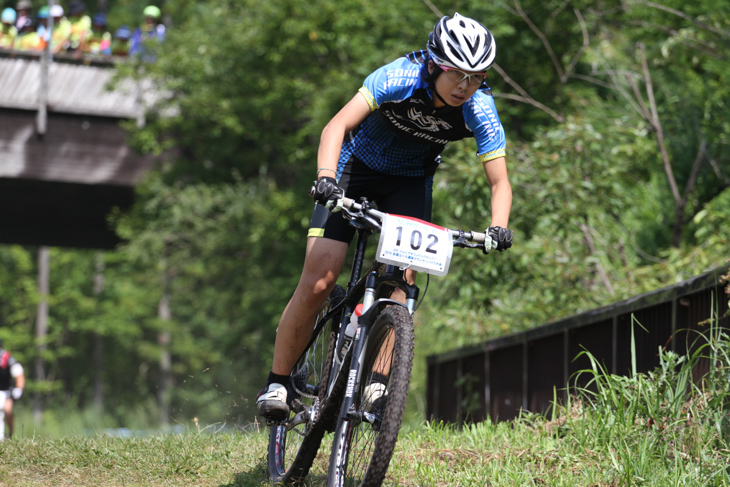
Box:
[0,339,25,439]
[257,13,514,419]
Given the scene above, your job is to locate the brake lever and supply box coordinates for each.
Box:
[453,230,470,248]
[453,229,485,249]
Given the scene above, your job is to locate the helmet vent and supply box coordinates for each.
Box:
[427,13,496,72]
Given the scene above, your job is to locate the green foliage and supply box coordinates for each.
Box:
[2,0,729,432]
[0,246,37,362]
[115,0,434,184]
[111,172,310,423]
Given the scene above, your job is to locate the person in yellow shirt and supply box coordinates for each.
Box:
[83,12,111,56]
[0,8,18,50]
[14,3,40,52]
[49,4,71,54]
[15,27,40,51]
[65,0,91,54]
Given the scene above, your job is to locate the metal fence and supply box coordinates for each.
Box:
[426,264,730,424]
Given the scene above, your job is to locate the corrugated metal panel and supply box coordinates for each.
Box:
[568,318,614,390]
[0,109,155,185]
[615,302,673,377]
[426,361,438,420]
[436,360,459,423]
[461,352,488,423]
[682,288,730,384]
[527,333,565,415]
[427,264,730,425]
[0,54,141,118]
[490,344,523,422]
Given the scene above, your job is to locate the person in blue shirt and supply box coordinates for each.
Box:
[129,5,165,59]
[257,13,514,420]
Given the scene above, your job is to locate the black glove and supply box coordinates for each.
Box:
[310,176,345,211]
[485,226,513,253]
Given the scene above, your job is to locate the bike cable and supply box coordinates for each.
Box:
[413,274,429,312]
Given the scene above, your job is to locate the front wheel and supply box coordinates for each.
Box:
[267,285,347,484]
[327,305,415,487]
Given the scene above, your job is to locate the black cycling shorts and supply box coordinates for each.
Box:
[308,157,433,243]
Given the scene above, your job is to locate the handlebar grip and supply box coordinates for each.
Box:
[341,197,357,210]
[471,232,487,244]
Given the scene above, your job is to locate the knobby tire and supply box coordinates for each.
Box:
[327,305,414,487]
[267,285,348,485]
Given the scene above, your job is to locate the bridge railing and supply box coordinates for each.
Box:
[0,48,150,120]
[426,263,730,424]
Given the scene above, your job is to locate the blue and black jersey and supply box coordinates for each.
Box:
[338,50,506,178]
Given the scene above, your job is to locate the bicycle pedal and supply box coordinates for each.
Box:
[265,417,287,427]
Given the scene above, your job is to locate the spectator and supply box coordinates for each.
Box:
[65,0,91,54]
[35,5,50,50]
[110,24,130,57]
[129,5,165,58]
[0,339,25,440]
[14,2,40,51]
[49,4,71,54]
[1,8,18,50]
[84,12,111,56]
[13,0,32,34]
[15,25,40,51]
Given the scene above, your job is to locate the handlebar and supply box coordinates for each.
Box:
[340,197,490,251]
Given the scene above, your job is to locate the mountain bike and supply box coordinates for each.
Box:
[266,196,495,486]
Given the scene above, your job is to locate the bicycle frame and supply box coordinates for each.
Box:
[267,196,493,485]
[301,207,419,403]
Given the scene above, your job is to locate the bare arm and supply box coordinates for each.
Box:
[483,156,512,228]
[316,92,372,179]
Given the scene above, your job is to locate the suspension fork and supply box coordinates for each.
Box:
[339,268,418,420]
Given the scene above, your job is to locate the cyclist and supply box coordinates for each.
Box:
[257,13,514,420]
[0,340,25,439]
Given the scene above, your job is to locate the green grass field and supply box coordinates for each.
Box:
[1,392,728,487]
[3,323,730,486]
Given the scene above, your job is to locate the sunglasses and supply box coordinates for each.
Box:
[438,65,487,87]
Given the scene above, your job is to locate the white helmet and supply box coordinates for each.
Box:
[427,13,496,72]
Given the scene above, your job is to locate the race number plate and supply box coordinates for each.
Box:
[376,214,453,277]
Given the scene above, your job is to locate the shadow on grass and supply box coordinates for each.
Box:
[224,456,330,487]
[224,456,270,487]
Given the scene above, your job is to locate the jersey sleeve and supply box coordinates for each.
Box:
[358,57,423,112]
[464,91,507,163]
[10,362,23,378]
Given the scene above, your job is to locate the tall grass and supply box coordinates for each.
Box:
[561,312,730,485]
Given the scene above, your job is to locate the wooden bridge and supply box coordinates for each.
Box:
[0,50,158,249]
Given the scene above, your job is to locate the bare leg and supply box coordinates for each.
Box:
[272,236,350,376]
[373,269,417,376]
[4,398,12,438]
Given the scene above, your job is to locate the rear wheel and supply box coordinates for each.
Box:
[327,305,414,487]
[267,285,348,484]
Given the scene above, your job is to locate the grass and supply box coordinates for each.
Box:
[3,317,730,486]
[2,407,727,487]
[0,428,271,486]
